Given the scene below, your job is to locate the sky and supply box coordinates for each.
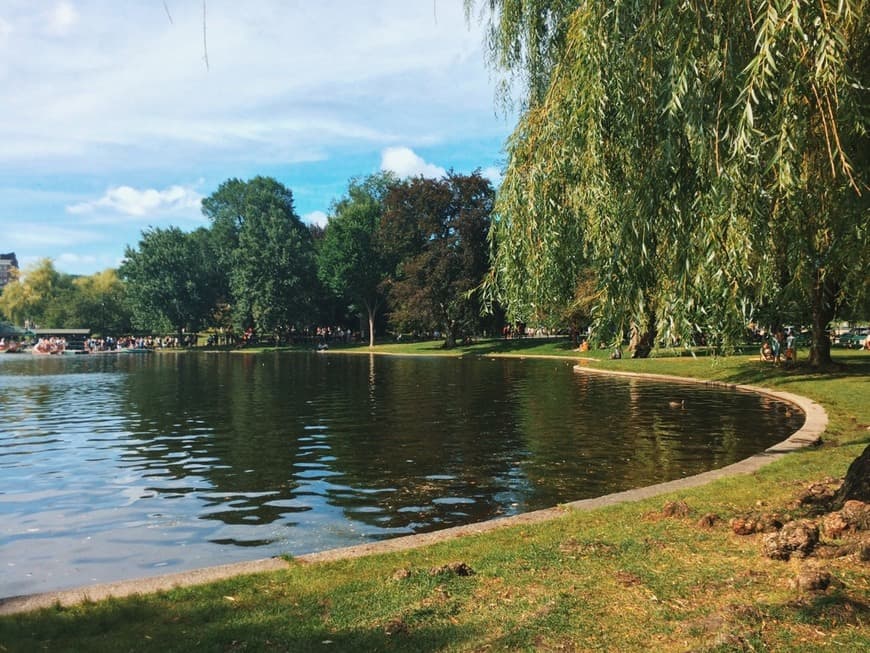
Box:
[0,1,515,276]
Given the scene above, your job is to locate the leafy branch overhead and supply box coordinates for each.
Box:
[473,0,868,363]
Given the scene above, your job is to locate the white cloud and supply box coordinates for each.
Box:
[67,185,203,220]
[303,211,328,228]
[0,16,12,42]
[1,2,511,276]
[54,252,97,267]
[481,166,503,186]
[380,147,446,179]
[0,3,508,176]
[46,1,78,36]
[55,252,95,264]
[8,226,103,248]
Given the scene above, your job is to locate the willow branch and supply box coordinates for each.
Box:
[823,88,860,194]
[810,81,837,178]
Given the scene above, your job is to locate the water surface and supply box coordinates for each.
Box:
[0,352,804,595]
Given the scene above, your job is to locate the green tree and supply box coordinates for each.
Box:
[69,269,132,336]
[474,0,869,364]
[120,226,222,337]
[202,176,317,340]
[0,258,75,328]
[0,265,26,324]
[317,173,395,347]
[382,172,495,348]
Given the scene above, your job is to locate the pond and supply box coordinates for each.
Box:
[0,352,804,596]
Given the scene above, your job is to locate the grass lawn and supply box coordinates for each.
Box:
[1,345,868,652]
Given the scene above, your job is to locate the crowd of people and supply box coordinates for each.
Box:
[31,337,67,354]
[203,325,364,348]
[0,337,21,352]
[83,335,196,352]
[760,328,797,364]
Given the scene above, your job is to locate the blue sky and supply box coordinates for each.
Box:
[0,1,514,276]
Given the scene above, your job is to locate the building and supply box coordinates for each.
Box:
[0,252,18,290]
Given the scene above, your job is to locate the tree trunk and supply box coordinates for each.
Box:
[808,274,838,367]
[364,299,379,348]
[833,444,870,507]
[629,309,656,359]
[443,319,458,349]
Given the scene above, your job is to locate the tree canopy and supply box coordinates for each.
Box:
[69,269,132,336]
[120,226,221,336]
[317,172,395,347]
[202,176,317,339]
[475,0,869,362]
[382,172,496,347]
[0,258,80,328]
[114,172,499,347]
[0,259,132,333]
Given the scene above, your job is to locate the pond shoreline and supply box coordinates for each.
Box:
[0,357,827,615]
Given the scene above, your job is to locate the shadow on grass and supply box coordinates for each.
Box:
[322,336,582,357]
[463,337,578,356]
[712,353,870,388]
[0,594,483,653]
[766,591,870,629]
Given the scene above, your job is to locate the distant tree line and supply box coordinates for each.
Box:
[0,262,131,336]
[0,171,501,348]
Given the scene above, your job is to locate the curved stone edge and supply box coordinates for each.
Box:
[561,365,828,506]
[0,558,291,616]
[0,363,827,616]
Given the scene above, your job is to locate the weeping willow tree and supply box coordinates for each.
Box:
[471,0,579,109]
[473,0,869,363]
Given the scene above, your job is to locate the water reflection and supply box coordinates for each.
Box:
[0,352,804,595]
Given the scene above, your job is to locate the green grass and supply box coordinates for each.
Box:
[235,335,587,358]
[1,348,868,652]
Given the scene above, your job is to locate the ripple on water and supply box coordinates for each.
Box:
[0,352,805,596]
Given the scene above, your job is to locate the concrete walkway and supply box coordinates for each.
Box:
[0,365,827,615]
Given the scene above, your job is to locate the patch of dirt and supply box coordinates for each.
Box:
[558,538,617,557]
[429,561,475,577]
[696,513,720,529]
[762,520,819,560]
[704,631,755,652]
[643,537,668,551]
[730,513,785,535]
[815,532,870,561]
[790,568,832,592]
[384,617,408,636]
[793,479,840,513]
[782,596,870,627]
[391,568,412,581]
[613,570,643,587]
[661,500,692,518]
